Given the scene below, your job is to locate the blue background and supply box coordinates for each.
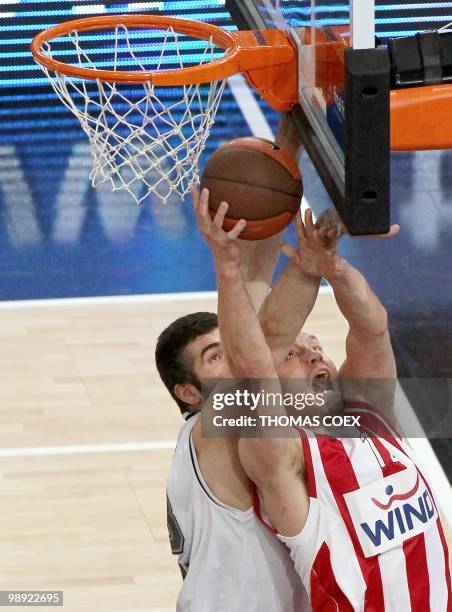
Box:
[1,0,451,301]
[1,0,451,474]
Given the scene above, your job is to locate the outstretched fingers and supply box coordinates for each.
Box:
[327,227,341,239]
[304,208,315,234]
[190,184,200,214]
[372,224,400,239]
[354,223,400,239]
[317,225,340,244]
[193,187,212,233]
[295,209,306,237]
[228,218,247,240]
[199,187,210,219]
[212,201,228,230]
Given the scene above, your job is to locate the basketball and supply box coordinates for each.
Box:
[200,137,303,240]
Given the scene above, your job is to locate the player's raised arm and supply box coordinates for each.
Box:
[192,187,308,538]
[192,186,275,377]
[329,258,397,414]
[314,209,397,414]
[269,205,398,415]
[234,229,282,312]
[259,209,341,365]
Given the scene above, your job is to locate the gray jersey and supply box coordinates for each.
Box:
[166,414,309,612]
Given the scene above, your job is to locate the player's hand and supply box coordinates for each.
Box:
[314,208,345,249]
[192,186,246,271]
[280,208,344,279]
[315,208,400,240]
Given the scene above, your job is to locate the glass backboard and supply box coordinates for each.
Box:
[227,0,391,235]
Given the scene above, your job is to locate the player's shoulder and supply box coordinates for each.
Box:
[167,414,199,511]
[178,411,198,439]
[170,413,199,468]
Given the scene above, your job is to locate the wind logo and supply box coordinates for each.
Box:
[361,486,435,548]
[371,473,419,510]
[344,466,438,558]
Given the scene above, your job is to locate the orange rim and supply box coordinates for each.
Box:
[31,16,298,107]
[30,14,242,85]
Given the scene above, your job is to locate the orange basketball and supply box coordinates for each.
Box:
[200,137,303,240]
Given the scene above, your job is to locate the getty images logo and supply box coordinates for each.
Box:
[360,474,436,547]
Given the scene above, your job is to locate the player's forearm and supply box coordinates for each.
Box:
[239,232,282,312]
[275,111,303,160]
[327,259,388,336]
[259,260,320,362]
[238,114,302,312]
[216,260,301,489]
[216,261,276,378]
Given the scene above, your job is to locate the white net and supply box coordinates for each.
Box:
[36,24,227,204]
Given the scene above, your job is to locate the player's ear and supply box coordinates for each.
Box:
[174,383,202,407]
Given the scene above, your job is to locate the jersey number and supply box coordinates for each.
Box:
[167,495,185,555]
[167,495,187,579]
[361,431,400,468]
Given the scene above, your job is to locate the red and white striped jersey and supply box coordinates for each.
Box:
[254,402,452,612]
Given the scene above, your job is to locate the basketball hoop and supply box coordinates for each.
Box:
[31,15,297,204]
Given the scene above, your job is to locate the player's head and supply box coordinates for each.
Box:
[277,331,338,390]
[155,312,229,417]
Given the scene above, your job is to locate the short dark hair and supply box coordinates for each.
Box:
[155,312,218,417]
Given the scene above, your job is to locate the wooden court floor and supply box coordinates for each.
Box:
[0,293,449,611]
